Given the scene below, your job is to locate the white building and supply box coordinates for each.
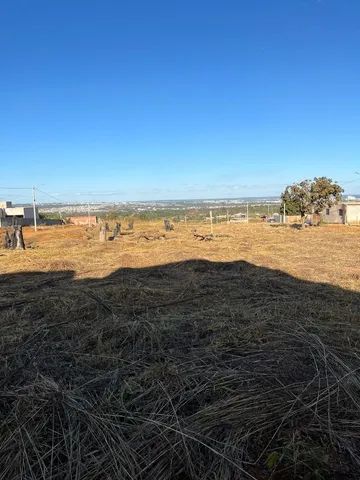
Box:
[321,201,360,225]
[0,201,39,227]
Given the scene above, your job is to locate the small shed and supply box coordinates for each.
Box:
[321,201,360,225]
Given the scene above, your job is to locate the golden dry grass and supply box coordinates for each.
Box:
[1,222,360,479]
[1,222,359,291]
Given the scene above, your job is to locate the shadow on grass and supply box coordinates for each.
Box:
[0,259,360,480]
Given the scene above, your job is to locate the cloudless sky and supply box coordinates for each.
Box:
[1,0,360,202]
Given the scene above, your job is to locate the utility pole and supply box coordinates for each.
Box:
[32,186,37,231]
[88,202,91,227]
[210,210,213,234]
[283,202,286,224]
[246,203,249,223]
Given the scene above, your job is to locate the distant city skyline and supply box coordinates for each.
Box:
[1,189,359,207]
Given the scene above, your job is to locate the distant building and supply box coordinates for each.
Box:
[0,201,39,227]
[321,201,360,224]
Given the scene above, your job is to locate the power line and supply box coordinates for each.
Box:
[35,188,66,221]
[32,186,37,231]
[36,188,64,203]
[0,186,32,190]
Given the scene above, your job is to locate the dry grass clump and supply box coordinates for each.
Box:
[1,223,360,478]
[1,222,360,288]
[1,252,360,479]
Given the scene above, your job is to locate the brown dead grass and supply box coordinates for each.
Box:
[1,222,360,479]
[1,222,359,290]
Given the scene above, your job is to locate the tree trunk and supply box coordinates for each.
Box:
[113,222,121,239]
[3,230,11,249]
[4,227,26,249]
[99,226,107,242]
[15,226,25,250]
[164,219,174,231]
[9,229,16,248]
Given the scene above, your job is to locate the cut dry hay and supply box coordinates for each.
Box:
[137,230,167,241]
[193,232,214,241]
[1,255,360,479]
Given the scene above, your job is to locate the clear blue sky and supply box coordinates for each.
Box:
[1,0,360,202]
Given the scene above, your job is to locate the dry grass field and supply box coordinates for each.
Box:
[1,222,360,479]
[1,222,359,288]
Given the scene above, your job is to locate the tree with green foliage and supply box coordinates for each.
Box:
[310,176,343,214]
[279,191,302,216]
[280,177,343,224]
[281,180,312,220]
